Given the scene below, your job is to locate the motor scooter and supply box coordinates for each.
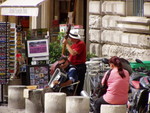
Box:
[128,59,150,113]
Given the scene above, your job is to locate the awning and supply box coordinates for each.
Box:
[0,0,45,7]
[0,0,45,16]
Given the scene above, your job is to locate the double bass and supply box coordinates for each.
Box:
[61,24,71,55]
[50,0,77,75]
[50,24,71,75]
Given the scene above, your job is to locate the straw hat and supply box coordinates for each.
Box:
[69,29,81,40]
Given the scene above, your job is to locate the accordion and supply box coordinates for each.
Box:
[48,68,67,91]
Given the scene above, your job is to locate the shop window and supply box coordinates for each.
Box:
[133,0,144,16]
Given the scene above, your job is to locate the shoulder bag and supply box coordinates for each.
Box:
[94,69,112,98]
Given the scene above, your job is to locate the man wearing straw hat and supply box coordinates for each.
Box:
[63,29,86,95]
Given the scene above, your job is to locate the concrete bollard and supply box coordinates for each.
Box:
[3,79,22,102]
[45,92,66,113]
[101,104,127,113]
[8,85,26,109]
[24,89,43,113]
[66,96,90,113]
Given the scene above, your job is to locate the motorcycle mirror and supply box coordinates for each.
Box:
[102,58,109,64]
[135,59,143,64]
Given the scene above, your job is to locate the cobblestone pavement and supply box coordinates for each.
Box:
[0,103,93,113]
[0,105,93,113]
[0,105,25,113]
[0,105,92,113]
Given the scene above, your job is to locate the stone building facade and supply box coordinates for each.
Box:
[87,0,150,61]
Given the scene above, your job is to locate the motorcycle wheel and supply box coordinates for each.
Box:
[138,105,147,113]
[137,90,148,113]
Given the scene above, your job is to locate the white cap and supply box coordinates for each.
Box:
[69,29,81,40]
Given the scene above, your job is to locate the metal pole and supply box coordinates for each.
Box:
[1,85,3,103]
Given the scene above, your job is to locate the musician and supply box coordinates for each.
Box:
[41,56,78,111]
[53,56,78,91]
[63,29,86,95]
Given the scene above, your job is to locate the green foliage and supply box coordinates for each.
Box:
[27,30,31,40]
[58,32,65,40]
[86,52,97,61]
[49,32,70,64]
[49,41,62,63]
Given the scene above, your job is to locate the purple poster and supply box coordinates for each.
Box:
[27,39,49,57]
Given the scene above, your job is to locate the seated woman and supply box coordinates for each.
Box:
[94,56,130,113]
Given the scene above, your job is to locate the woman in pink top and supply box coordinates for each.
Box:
[94,56,129,113]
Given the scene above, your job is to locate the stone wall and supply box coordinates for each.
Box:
[88,0,150,61]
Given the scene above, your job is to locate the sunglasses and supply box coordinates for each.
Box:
[58,61,66,65]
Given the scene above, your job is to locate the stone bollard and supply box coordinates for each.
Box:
[101,104,127,113]
[45,92,66,113]
[24,89,43,113]
[3,79,22,102]
[66,96,90,113]
[8,85,26,109]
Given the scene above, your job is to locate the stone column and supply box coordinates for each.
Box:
[66,96,90,113]
[45,92,66,113]
[8,85,26,109]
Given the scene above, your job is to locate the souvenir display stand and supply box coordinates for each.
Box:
[9,23,17,78]
[0,23,17,104]
[0,22,9,103]
[27,64,50,88]
[26,38,50,89]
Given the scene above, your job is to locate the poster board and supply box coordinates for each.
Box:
[27,39,49,58]
[27,64,50,88]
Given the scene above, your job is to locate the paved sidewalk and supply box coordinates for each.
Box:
[0,103,93,113]
[0,106,25,113]
[0,106,93,113]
